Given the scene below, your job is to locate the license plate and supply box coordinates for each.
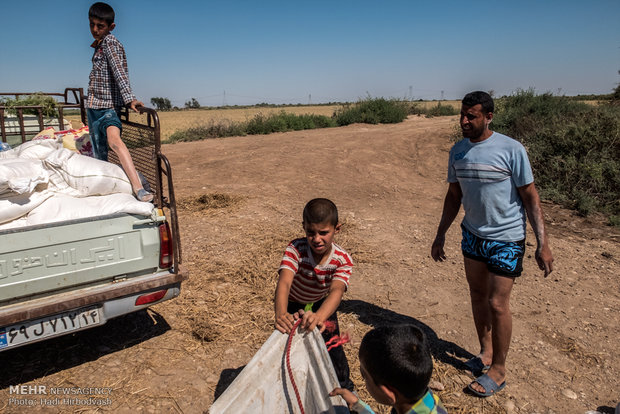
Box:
[0,307,101,349]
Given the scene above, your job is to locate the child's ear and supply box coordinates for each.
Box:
[379,384,397,405]
[109,22,116,31]
[335,223,342,233]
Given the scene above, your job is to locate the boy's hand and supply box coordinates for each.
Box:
[301,310,325,333]
[329,388,358,408]
[128,100,144,112]
[275,310,300,334]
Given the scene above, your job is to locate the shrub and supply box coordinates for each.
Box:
[168,120,246,142]
[333,97,408,126]
[425,102,459,117]
[168,111,336,141]
[1,93,57,117]
[245,111,336,135]
[491,89,620,220]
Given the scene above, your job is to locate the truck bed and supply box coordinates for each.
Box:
[0,89,185,351]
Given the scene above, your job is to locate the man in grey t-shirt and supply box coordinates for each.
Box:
[431,91,553,398]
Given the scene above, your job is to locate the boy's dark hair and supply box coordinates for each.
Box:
[359,325,432,402]
[89,2,115,25]
[302,198,338,226]
[462,91,494,114]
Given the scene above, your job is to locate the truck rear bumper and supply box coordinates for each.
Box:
[0,264,187,327]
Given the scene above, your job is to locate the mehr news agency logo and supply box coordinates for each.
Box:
[8,385,113,407]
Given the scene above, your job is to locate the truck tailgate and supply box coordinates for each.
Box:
[0,212,161,304]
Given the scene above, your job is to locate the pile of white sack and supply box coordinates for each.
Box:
[0,137,154,231]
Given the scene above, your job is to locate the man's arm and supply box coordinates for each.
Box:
[301,280,346,332]
[517,182,554,276]
[431,182,462,262]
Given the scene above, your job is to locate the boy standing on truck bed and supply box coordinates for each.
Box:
[274,198,355,391]
[86,2,153,202]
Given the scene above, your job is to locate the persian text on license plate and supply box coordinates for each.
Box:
[0,307,101,349]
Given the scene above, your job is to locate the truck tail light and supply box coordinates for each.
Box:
[159,221,173,269]
[135,289,168,306]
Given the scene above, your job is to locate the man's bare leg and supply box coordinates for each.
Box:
[464,258,493,365]
[465,257,514,393]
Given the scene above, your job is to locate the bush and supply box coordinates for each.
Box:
[333,97,408,126]
[1,93,57,117]
[425,102,459,117]
[168,111,336,141]
[245,111,336,135]
[406,101,459,117]
[491,89,620,220]
[168,120,246,142]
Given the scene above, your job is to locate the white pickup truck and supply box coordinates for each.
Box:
[0,88,186,351]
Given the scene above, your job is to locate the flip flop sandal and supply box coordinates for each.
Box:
[467,373,506,398]
[464,356,490,376]
[135,188,154,203]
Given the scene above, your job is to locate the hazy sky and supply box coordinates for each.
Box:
[1,0,619,106]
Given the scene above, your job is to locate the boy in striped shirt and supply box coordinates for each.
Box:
[275,198,354,391]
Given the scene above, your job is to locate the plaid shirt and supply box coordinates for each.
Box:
[87,33,136,109]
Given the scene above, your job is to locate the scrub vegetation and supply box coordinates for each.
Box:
[409,101,459,117]
[490,89,620,223]
[333,97,409,125]
[0,93,58,117]
[169,97,416,142]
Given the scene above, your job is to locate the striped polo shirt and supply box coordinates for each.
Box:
[279,238,353,303]
[448,132,534,241]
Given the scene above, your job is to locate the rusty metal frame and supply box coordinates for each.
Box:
[0,88,86,143]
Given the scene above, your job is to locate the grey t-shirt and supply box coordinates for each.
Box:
[448,132,534,241]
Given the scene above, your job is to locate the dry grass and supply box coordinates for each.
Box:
[176,193,243,212]
[66,102,462,142]
[65,105,342,141]
[157,106,344,141]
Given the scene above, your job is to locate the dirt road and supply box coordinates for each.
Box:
[1,116,618,413]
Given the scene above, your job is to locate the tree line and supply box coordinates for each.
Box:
[149,97,201,111]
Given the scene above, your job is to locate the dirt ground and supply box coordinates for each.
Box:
[1,115,618,414]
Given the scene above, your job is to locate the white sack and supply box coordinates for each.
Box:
[0,158,49,194]
[15,137,63,160]
[26,193,153,226]
[0,189,53,224]
[43,148,133,197]
[209,328,347,414]
[0,217,28,231]
[0,146,17,159]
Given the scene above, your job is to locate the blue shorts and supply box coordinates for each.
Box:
[461,225,525,277]
[86,108,122,161]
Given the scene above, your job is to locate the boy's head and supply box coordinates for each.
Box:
[302,198,338,226]
[358,325,433,405]
[302,198,340,259]
[89,2,115,42]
